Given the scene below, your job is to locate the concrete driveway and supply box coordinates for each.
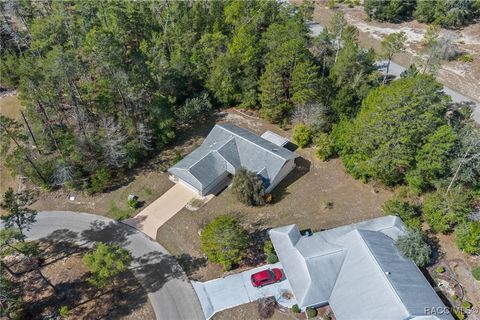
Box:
[19,211,204,320]
[124,184,208,239]
[192,263,297,319]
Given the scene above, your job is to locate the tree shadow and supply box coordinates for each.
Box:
[175,253,207,278]
[80,220,135,246]
[244,228,269,267]
[272,156,311,203]
[131,250,186,293]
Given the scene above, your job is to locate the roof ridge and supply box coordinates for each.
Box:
[355,229,410,316]
[188,135,235,170]
[216,123,292,161]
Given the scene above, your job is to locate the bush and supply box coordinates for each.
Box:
[257,297,276,318]
[396,229,432,267]
[452,294,459,301]
[455,221,480,255]
[127,195,139,209]
[176,92,213,125]
[313,133,335,161]
[422,189,474,234]
[231,168,265,206]
[383,198,421,229]
[266,253,279,264]
[59,306,69,317]
[461,301,472,309]
[453,308,465,320]
[201,215,249,271]
[306,307,318,318]
[292,124,313,148]
[458,54,473,63]
[436,265,445,273]
[87,168,112,194]
[291,304,301,313]
[172,151,183,164]
[472,267,480,281]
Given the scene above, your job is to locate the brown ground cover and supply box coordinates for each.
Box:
[3,240,154,319]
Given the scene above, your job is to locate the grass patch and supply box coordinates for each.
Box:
[108,203,134,221]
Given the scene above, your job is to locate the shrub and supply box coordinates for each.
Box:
[323,201,334,209]
[172,151,183,164]
[127,195,139,209]
[59,306,69,317]
[292,124,313,148]
[291,304,301,313]
[83,242,132,288]
[257,297,276,318]
[266,253,279,264]
[176,92,213,125]
[201,215,249,271]
[396,229,432,267]
[383,198,421,229]
[422,189,474,234]
[306,307,317,318]
[87,168,111,194]
[231,167,265,206]
[263,240,275,255]
[458,54,473,63]
[313,133,335,161]
[452,294,459,301]
[436,265,445,273]
[472,267,480,281]
[455,221,480,255]
[461,300,472,309]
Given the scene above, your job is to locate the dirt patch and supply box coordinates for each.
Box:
[433,233,480,314]
[0,95,22,214]
[313,4,480,102]
[212,301,293,320]
[157,109,392,281]
[3,240,154,319]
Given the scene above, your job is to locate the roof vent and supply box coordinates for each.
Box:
[385,271,391,275]
[272,148,279,152]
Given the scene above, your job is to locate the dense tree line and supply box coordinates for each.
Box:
[364,0,480,28]
[0,0,320,192]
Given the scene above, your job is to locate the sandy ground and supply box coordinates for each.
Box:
[312,2,480,102]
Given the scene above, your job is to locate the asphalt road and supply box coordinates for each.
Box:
[309,22,480,124]
[16,211,204,320]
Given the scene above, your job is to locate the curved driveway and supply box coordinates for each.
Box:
[22,211,204,320]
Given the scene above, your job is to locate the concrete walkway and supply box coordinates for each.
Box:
[124,184,207,239]
[15,211,204,320]
[192,263,297,319]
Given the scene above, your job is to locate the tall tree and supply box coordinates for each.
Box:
[380,32,407,84]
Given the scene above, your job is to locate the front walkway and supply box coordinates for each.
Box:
[124,184,210,239]
[192,262,297,319]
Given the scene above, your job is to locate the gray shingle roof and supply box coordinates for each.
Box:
[269,216,453,320]
[168,124,298,192]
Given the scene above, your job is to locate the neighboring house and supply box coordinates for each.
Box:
[168,123,298,196]
[269,216,454,320]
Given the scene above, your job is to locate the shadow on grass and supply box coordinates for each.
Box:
[176,253,207,278]
[272,156,311,203]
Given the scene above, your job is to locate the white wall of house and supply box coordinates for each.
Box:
[170,175,203,196]
[265,159,296,193]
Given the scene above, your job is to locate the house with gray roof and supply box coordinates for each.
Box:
[168,123,298,196]
[269,216,454,320]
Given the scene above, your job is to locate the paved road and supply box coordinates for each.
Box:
[18,211,204,320]
[309,22,480,124]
